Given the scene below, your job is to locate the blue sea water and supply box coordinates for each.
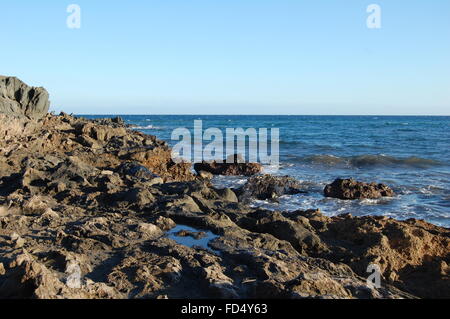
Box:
[83,115,450,227]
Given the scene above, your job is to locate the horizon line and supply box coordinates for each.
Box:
[70,113,450,117]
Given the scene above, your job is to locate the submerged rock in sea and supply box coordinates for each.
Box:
[324,178,395,200]
[235,174,306,202]
[194,154,263,177]
[0,76,50,120]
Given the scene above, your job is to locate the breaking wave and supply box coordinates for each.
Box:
[297,154,442,168]
[131,124,164,130]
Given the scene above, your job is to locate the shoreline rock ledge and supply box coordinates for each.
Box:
[0,77,448,300]
[0,76,50,120]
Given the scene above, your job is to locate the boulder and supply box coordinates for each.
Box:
[117,161,161,181]
[137,223,163,239]
[0,76,50,119]
[235,174,305,201]
[154,216,176,231]
[115,188,155,207]
[128,148,195,182]
[215,188,239,203]
[324,178,394,200]
[194,154,263,177]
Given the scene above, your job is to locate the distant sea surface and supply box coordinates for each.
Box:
[82,115,450,227]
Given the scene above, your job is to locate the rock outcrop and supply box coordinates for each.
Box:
[0,76,50,120]
[0,109,447,299]
[309,213,450,299]
[0,112,194,185]
[324,178,395,200]
[194,155,263,177]
[235,174,305,202]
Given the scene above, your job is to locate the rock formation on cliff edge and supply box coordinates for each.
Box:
[0,76,50,120]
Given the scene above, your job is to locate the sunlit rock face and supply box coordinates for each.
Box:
[0,76,50,120]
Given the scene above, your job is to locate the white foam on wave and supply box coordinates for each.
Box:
[132,124,164,130]
[211,175,248,189]
[262,164,282,175]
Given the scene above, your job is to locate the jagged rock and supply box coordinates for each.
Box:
[76,122,127,143]
[235,174,305,201]
[113,188,155,207]
[77,134,101,149]
[0,109,447,300]
[194,154,263,177]
[208,229,408,299]
[128,148,195,182]
[236,210,327,255]
[10,233,26,248]
[137,223,163,239]
[0,114,40,141]
[315,214,450,298]
[324,178,395,200]
[0,76,50,119]
[96,174,124,193]
[0,250,123,299]
[154,216,176,231]
[200,264,239,298]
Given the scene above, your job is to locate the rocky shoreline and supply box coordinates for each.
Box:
[0,77,448,299]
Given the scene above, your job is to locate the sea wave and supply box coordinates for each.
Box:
[132,124,164,130]
[297,154,442,168]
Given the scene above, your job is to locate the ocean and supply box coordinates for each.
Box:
[83,115,450,227]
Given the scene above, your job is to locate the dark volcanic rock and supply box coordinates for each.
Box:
[194,154,263,177]
[324,178,394,200]
[0,76,50,119]
[235,174,305,201]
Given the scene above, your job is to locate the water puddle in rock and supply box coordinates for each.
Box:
[167,225,219,254]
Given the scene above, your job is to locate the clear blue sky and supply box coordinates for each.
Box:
[1,1,449,115]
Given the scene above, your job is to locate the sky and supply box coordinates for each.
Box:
[0,0,449,115]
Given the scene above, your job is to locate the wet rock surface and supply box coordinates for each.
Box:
[0,110,448,299]
[235,174,306,202]
[324,178,395,200]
